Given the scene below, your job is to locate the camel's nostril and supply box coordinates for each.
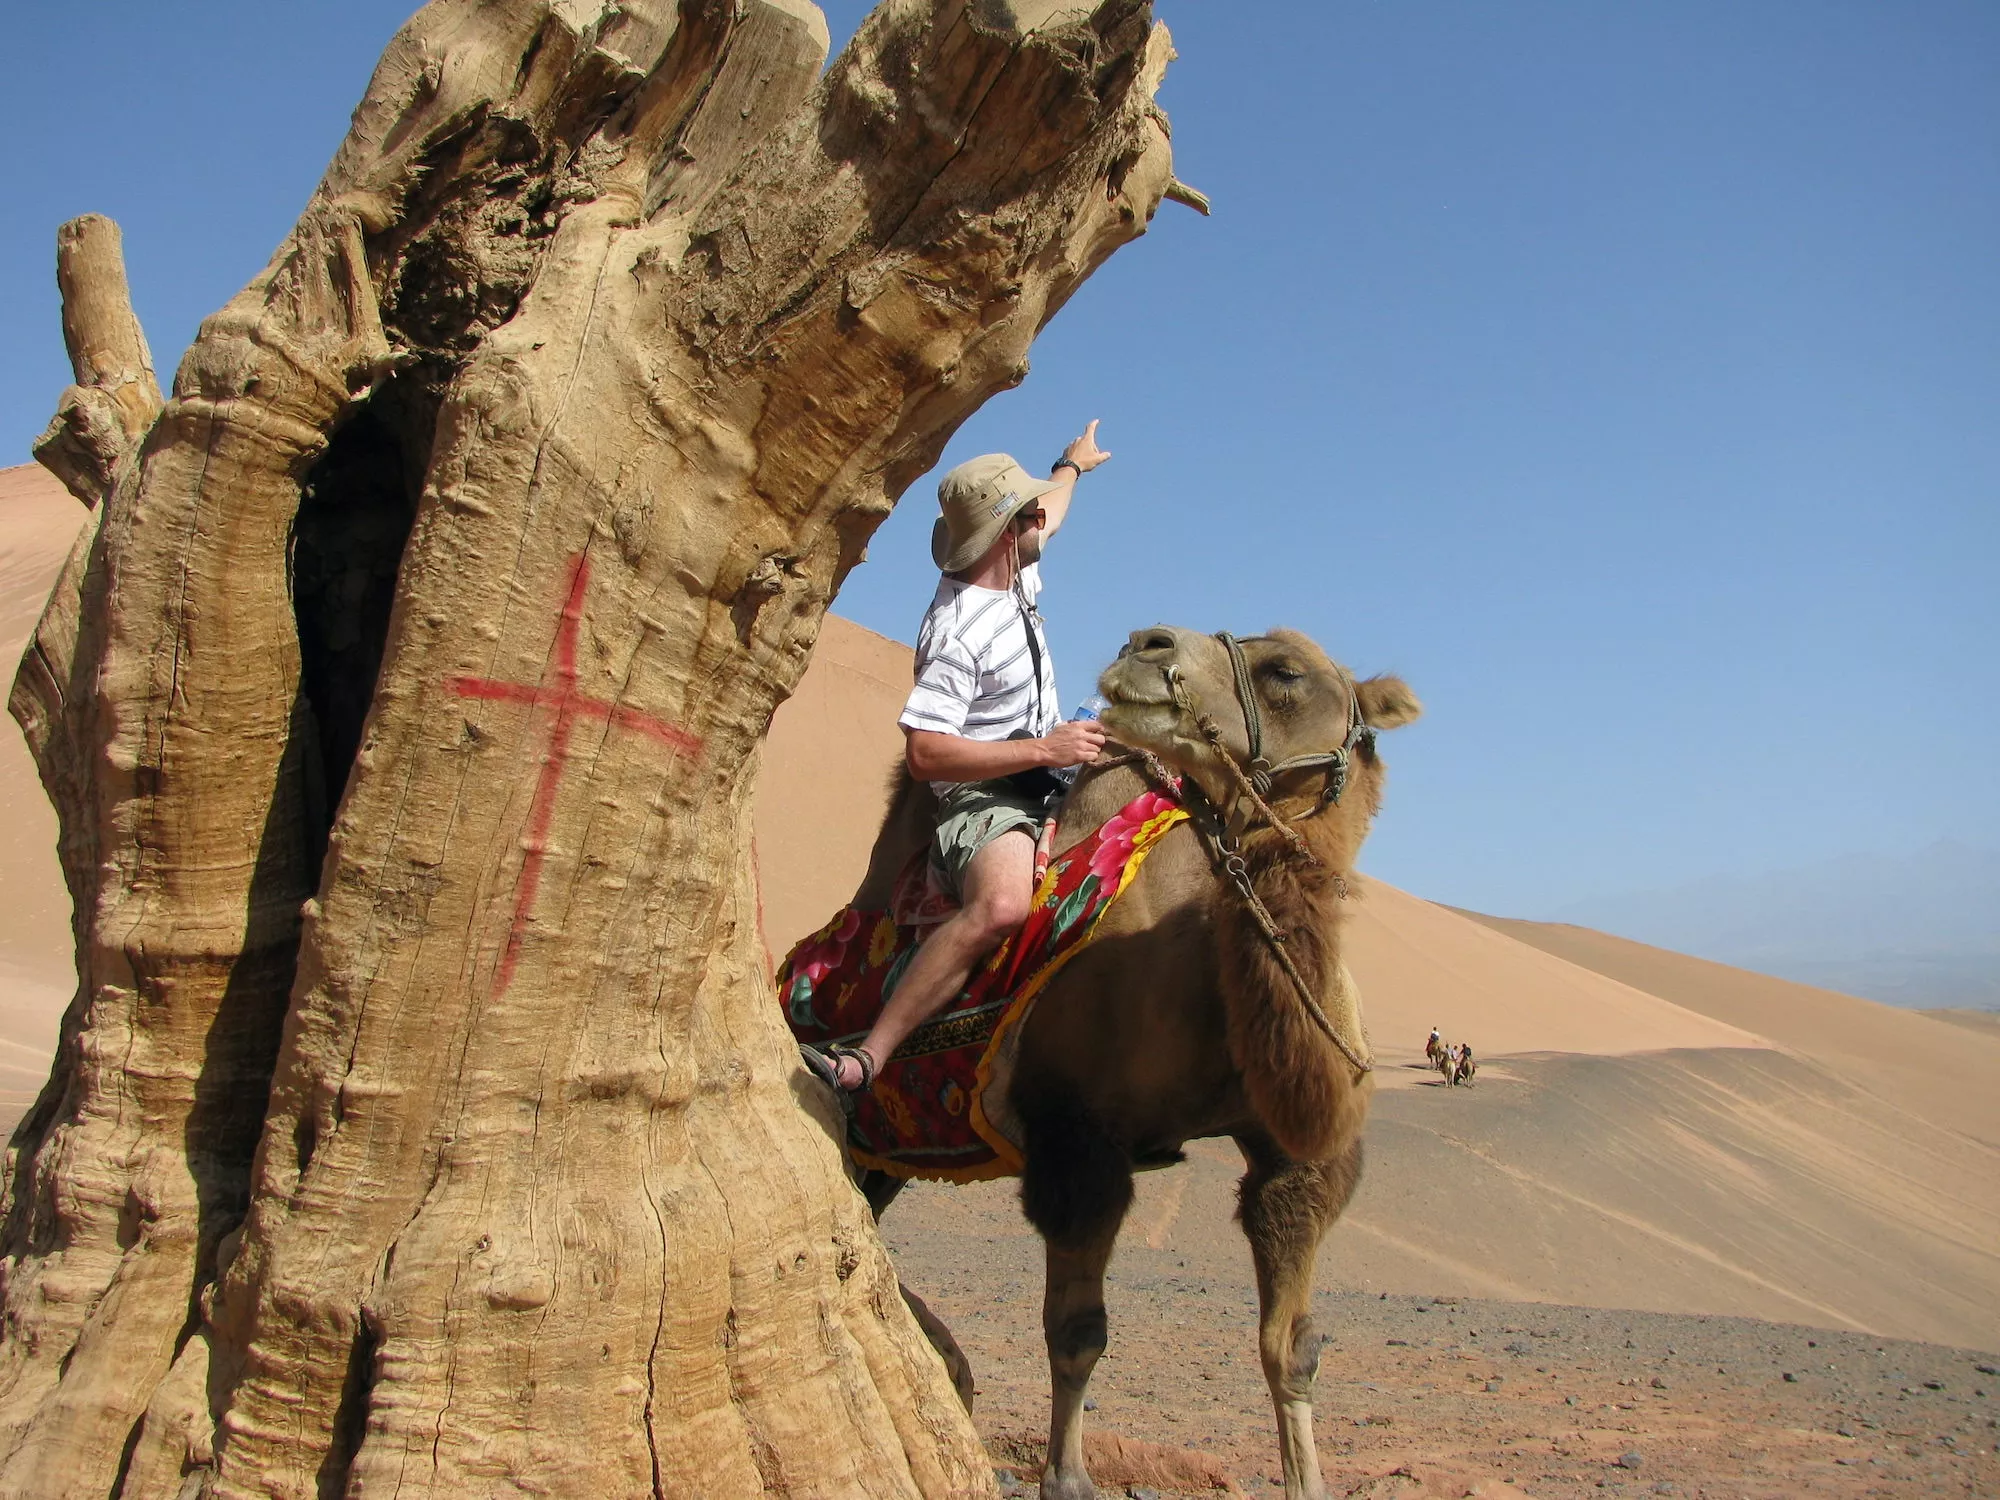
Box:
[1129,627,1177,657]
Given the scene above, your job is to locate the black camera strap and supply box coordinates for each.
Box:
[1014,579,1051,734]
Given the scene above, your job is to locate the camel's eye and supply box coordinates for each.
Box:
[1261,663,1307,709]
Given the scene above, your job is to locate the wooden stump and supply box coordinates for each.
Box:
[0,3,1181,1495]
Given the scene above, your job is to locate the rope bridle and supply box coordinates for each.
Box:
[1210,631,1375,812]
[1132,633,1376,1079]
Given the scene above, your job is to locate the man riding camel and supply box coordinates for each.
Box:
[806,422,1112,1093]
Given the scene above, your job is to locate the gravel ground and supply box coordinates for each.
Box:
[886,1216,2000,1498]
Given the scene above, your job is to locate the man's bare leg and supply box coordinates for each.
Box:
[832,827,1036,1088]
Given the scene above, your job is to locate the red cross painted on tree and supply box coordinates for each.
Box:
[447,551,701,995]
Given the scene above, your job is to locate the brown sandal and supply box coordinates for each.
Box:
[799,1043,878,1094]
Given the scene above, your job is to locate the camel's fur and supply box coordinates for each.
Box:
[1212,815,1367,1159]
[843,625,1419,1500]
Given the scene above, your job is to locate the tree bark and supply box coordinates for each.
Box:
[1,2,1177,1495]
[32,214,163,512]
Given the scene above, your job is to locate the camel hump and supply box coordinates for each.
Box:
[852,761,937,910]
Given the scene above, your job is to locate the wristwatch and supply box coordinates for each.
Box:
[1051,457,1082,478]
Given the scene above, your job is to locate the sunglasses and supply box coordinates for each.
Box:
[1014,505,1047,528]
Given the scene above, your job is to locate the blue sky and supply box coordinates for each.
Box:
[3,2,1994,916]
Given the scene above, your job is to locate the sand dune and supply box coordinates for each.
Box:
[3,459,1996,1360]
[1457,911,2000,1149]
[0,466,86,1126]
[1336,1048,2000,1347]
[1925,1006,2000,1037]
[752,613,910,959]
[1343,879,1766,1082]
[885,1042,2000,1352]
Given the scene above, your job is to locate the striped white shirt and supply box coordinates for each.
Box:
[899,564,1059,793]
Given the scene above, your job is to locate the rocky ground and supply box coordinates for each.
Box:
[884,1196,2000,1499]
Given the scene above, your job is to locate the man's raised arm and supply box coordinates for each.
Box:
[1037,419,1111,541]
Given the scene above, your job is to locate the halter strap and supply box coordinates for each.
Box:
[1212,632,1375,808]
[1216,630,1267,775]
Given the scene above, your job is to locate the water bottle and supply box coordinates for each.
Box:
[1050,695,1109,788]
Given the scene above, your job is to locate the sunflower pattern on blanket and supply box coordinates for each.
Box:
[781,788,1187,1181]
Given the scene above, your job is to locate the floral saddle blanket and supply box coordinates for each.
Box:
[780,788,1186,1182]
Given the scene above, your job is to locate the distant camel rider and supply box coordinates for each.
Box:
[806,422,1113,1093]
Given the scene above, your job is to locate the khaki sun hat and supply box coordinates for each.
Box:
[930,454,1062,572]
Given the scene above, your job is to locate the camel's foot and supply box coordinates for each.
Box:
[1037,1461,1097,1500]
[1275,1397,1329,1500]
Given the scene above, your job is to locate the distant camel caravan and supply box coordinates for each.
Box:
[826,626,1420,1500]
[1429,1034,1478,1087]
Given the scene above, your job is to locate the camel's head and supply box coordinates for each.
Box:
[1097,626,1421,820]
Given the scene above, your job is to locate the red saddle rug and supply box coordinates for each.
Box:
[780,787,1187,1181]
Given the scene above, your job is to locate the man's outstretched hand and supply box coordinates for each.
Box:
[1063,419,1112,473]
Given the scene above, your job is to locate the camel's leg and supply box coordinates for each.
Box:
[1236,1133,1365,1500]
[1020,1092,1135,1500]
[902,1282,976,1411]
[1036,1227,1120,1500]
[860,1168,907,1222]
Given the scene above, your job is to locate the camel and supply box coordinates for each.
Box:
[1454,1045,1479,1087]
[836,625,1420,1500]
[1434,1042,1459,1086]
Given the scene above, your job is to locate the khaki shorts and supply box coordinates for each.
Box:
[930,779,1050,901]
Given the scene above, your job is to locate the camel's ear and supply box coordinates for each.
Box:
[1356,675,1421,729]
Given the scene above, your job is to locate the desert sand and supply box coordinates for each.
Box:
[3,459,1995,1494]
[1924,1006,2000,1039]
[1456,911,2000,1150]
[0,465,85,1128]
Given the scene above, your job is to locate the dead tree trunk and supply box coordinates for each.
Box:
[0,2,1180,1495]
